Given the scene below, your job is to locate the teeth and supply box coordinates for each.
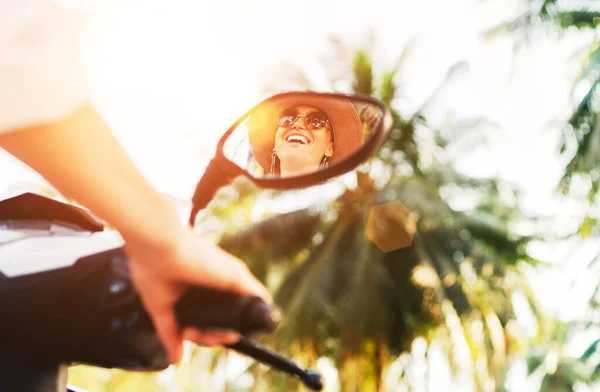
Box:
[286,134,309,144]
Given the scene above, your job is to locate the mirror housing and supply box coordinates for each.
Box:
[189,91,392,224]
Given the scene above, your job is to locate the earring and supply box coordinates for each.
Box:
[269,151,277,175]
[321,156,331,169]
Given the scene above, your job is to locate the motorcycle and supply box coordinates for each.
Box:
[0,91,392,391]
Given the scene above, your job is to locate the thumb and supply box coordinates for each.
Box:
[194,246,272,302]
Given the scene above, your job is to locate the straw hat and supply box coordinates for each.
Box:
[248,95,364,173]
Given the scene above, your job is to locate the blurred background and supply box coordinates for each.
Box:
[2,0,600,390]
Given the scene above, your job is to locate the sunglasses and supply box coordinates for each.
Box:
[277,108,329,130]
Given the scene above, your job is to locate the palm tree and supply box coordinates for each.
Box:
[488,0,600,236]
[488,6,600,390]
[200,36,546,391]
[525,254,600,391]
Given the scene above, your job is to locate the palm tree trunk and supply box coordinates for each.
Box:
[375,332,388,392]
[339,328,362,392]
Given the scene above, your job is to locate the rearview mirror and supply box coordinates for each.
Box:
[222,93,388,179]
[189,92,392,224]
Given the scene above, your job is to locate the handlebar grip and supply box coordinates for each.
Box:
[174,287,281,336]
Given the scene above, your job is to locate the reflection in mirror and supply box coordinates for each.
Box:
[223,95,384,178]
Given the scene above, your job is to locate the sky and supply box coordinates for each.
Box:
[1,0,599,335]
[0,0,578,196]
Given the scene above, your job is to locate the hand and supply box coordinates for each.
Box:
[124,227,271,364]
[0,105,271,363]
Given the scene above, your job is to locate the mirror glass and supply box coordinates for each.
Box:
[222,94,384,179]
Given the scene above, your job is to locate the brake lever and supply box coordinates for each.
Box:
[174,289,323,390]
[228,337,323,391]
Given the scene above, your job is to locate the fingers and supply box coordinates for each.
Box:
[152,307,240,364]
[186,235,272,303]
[181,327,240,347]
[127,233,273,367]
[193,245,272,303]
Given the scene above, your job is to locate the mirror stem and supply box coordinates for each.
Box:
[188,158,236,226]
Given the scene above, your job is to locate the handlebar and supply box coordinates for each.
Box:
[229,337,324,391]
[175,288,281,336]
[173,271,323,390]
[0,247,324,391]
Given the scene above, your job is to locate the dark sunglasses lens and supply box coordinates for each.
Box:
[278,109,298,126]
[306,111,328,129]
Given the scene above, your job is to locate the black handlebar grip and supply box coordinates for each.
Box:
[174,287,281,336]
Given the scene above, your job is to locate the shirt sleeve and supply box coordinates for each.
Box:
[0,1,91,134]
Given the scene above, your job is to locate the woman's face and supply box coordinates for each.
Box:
[273,105,333,175]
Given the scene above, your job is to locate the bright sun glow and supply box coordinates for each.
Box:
[79,2,271,197]
[1,1,599,389]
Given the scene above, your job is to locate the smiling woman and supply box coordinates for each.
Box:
[273,105,334,176]
[246,95,366,178]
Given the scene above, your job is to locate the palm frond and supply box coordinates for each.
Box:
[559,86,600,198]
[352,50,374,96]
[272,219,352,352]
[379,39,416,107]
[581,338,600,361]
[219,208,322,262]
[552,10,600,29]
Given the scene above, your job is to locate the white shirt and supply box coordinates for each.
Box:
[0,0,92,134]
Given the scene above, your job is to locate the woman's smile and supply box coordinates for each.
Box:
[283,129,313,146]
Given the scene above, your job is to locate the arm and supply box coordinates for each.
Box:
[0,105,179,245]
[0,104,270,363]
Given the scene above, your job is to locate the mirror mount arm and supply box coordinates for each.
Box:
[188,158,236,226]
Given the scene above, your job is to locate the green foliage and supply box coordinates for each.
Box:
[525,322,600,391]
[541,0,600,29]
[581,338,600,361]
[379,41,414,108]
[555,10,600,29]
[489,0,600,35]
[559,48,600,204]
[540,0,558,17]
[352,50,373,95]
[489,0,600,240]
